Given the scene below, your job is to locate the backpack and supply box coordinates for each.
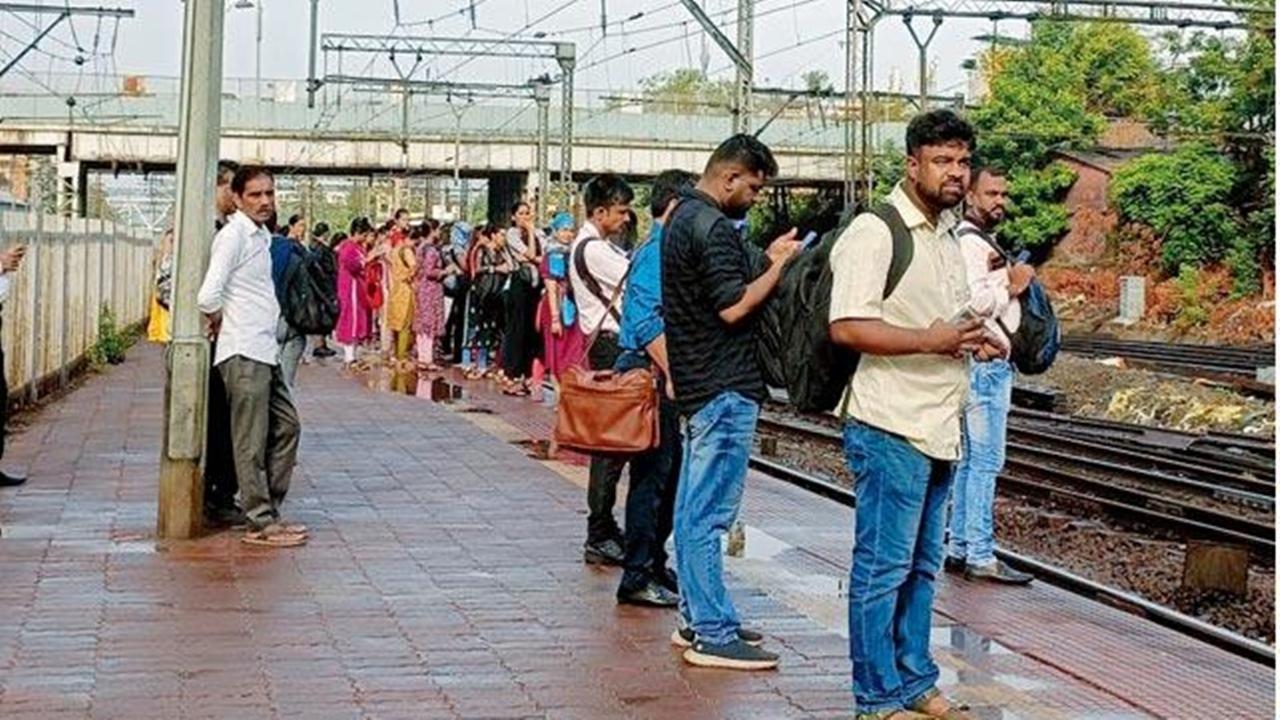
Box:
[281,248,340,335]
[959,226,1060,375]
[757,204,913,413]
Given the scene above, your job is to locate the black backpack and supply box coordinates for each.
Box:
[281,247,340,335]
[958,226,1060,375]
[758,204,913,413]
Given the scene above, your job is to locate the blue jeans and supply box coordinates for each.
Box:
[948,359,1013,566]
[674,391,759,646]
[844,420,954,713]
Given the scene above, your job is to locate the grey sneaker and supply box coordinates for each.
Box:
[682,638,779,671]
[583,538,624,566]
[670,625,763,648]
[965,560,1033,585]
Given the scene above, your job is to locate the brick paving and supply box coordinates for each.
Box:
[0,346,851,719]
[0,345,1273,719]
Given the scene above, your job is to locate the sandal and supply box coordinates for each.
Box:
[241,524,308,548]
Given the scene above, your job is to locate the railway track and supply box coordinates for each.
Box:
[746,452,1277,667]
[1061,335,1274,380]
[755,413,1275,561]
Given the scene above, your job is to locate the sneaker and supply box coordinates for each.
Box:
[856,711,933,720]
[656,567,679,595]
[671,625,764,649]
[617,581,679,608]
[908,688,977,719]
[0,471,26,487]
[682,638,779,671]
[965,560,1033,585]
[943,556,966,575]
[583,539,624,566]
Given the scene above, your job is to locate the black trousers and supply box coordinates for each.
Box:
[501,273,539,379]
[585,332,625,545]
[619,370,681,593]
[0,344,8,461]
[444,281,469,364]
[203,347,238,517]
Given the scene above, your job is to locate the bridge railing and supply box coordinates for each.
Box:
[0,211,155,406]
[2,74,904,151]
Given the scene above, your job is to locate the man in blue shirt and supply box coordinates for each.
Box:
[613,169,696,607]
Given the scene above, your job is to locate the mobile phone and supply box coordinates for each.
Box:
[1015,250,1031,264]
[800,231,819,250]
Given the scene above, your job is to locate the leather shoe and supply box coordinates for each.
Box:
[583,538,624,566]
[617,581,679,607]
[0,471,27,487]
[943,556,966,575]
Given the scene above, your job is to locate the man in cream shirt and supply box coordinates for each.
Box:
[828,111,1003,720]
[0,245,27,491]
[197,165,305,548]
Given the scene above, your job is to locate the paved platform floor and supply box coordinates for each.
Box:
[0,345,1272,719]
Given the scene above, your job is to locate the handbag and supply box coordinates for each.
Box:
[552,254,658,454]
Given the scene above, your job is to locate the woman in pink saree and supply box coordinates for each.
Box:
[336,217,374,367]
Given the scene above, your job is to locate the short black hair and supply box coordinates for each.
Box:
[905,109,976,156]
[349,216,372,236]
[394,208,408,220]
[331,231,347,244]
[649,169,696,218]
[583,174,634,215]
[230,165,273,195]
[970,164,1007,184]
[216,160,239,185]
[286,213,304,228]
[705,134,778,178]
[312,221,330,238]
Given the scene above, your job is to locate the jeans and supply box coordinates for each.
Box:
[949,359,1013,566]
[844,419,953,713]
[586,334,625,545]
[218,356,301,530]
[674,390,759,646]
[616,350,681,592]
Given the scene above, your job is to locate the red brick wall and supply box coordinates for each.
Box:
[1056,159,1116,265]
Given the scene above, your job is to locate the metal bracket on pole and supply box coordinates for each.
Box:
[677,0,751,74]
[903,12,944,111]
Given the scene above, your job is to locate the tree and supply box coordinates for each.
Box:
[1110,144,1240,273]
[802,70,832,94]
[638,69,733,114]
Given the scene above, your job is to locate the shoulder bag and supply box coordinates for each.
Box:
[552,256,659,454]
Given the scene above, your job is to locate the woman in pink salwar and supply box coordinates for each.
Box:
[412,220,452,371]
[336,217,374,367]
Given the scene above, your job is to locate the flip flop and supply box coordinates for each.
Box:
[241,527,307,548]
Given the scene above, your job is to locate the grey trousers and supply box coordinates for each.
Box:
[218,356,301,530]
[278,331,307,391]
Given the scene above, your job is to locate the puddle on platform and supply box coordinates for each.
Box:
[363,367,468,403]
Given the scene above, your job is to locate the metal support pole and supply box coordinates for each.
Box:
[555,42,576,203]
[159,0,224,540]
[733,0,754,135]
[307,0,320,108]
[861,17,878,199]
[399,82,411,167]
[903,14,944,112]
[26,164,44,404]
[844,0,861,206]
[534,83,551,225]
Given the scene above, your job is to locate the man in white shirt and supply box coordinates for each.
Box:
[567,174,634,567]
[197,166,306,548]
[946,166,1035,585]
[0,245,27,489]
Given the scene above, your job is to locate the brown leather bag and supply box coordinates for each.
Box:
[552,247,659,454]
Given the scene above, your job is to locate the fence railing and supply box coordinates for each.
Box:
[0,211,155,405]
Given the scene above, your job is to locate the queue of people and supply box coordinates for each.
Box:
[158,106,1041,720]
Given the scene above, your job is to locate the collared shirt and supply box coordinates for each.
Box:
[619,222,665,353]
[0,270,11,305]
[957,219,1020,350]
[662,187,770,416]
[829,183,970,460]
[198,210,282,367]
[568,221,629,335]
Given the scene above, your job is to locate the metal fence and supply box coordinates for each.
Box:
[0,211,155,405]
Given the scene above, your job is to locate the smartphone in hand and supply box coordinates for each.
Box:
[800,231,820,250]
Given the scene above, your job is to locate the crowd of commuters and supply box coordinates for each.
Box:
[144,106,1041,719]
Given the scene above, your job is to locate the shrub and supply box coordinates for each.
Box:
[88,304,128,367]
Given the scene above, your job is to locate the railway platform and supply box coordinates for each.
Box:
[0,344,1272,719]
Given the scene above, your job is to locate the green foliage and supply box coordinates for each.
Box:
[870,142,905,204]
[1175,264,1209,328]
[1000,163,1077,248]
[1110,145,1239,272]
[1152,18,1275,136]
[88,304,128,367]
[638,69,733,114]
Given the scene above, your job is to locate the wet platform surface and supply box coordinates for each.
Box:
[0,344,1272,719]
